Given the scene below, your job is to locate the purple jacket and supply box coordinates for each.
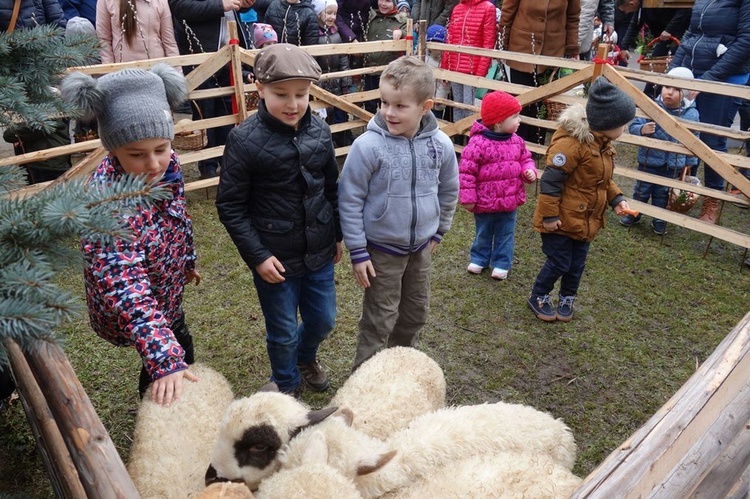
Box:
[459,120,537,213]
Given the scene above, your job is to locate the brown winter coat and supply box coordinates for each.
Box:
[499,0,580,73]
[533,105,625,242]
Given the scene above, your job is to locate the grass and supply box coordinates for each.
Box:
[1,144,749,497]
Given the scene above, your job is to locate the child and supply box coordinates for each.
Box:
[620,66,699,235]
[253,22,278,48]
[362,0,408,113]
[339,56,459,371]
[425,24,450,119]
[265,0,319,46]
[396,0,410,15]
[528,76,635,323]
[61,64,199,407]
[460,91,538,280]
[313,0,354,147]
[216,44,341,398]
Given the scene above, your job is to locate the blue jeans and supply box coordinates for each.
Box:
[470,211,517,270]
[252,262,336,392]
[633,165,681,222]
[531,233,590,297]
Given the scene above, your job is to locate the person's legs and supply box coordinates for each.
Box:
[450,82,474,122]
[651,168,679,231]
[352,249,406,371]
[252,272,303,393]
[491,211,516,271]
[364,74,381,114]
[389,248,431,348]
[509,68,543,144]
[558,239,591,297]
[696,91,742,190]
[296,262,336,365]
[531,233,573,297]
[469,213,493,268]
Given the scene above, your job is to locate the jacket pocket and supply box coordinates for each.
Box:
[252,216,294,234]
[559,196,587,235]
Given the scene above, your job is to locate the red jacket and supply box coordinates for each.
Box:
[441,0,496,77]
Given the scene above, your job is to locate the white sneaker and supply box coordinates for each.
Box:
[467,263,483,274]
[491,268,509,280]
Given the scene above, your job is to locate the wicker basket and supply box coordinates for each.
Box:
[245,91,260,112]
[172,102,207,151]
[638,36,680,74]
[543,100,568,121]
[667,167,701,214]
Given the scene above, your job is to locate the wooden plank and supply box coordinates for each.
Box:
[572,312,750,498]
[228,22,248,123]
[184,45,231,93]
[309,85,374,123]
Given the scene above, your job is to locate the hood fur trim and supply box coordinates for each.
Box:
[557,104,593,144]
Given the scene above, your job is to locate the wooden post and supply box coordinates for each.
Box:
[592,43,609,80]
[405,18,414,57]
[418,20,427,60]
[228,21,247,123]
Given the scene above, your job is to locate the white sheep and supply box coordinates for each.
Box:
[127,363,235,499]
[194,482,255,499]
[380,453,582,498]
[206,384,338,491]
[329,346,446,439]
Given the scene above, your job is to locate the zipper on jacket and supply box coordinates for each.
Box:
[690,0,716,71]
[409,139,417,251]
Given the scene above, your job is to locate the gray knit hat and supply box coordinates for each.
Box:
[254,43,321,84]
[61,64,188,151]
[586,76,636,132]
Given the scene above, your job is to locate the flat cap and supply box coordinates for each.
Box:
[254,43,322,84]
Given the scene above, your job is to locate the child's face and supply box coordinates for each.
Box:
[379,80,433,139]
[321,5,337,27]
[496,113,521,134]
[111,138,172,182]
[257,79,312,128]
[661,85,683,109]
[378,0,394,14]
[601,124,627,140]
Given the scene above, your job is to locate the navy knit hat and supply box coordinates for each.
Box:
[586,76,635,131]
[426,24,446,43]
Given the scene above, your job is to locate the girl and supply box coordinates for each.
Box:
[459,91,537,280]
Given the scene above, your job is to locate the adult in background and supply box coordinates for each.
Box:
[411,0,455,27]
[265,0,318,45]
[59,0,96,26]
[499,0,581,145]
[169,0,252,179]
[578,0,613,61]
[669,0,750,224]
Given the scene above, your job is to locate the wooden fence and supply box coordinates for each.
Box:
[3,23,750,497]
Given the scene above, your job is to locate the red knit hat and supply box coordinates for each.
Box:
[481,91,522,127]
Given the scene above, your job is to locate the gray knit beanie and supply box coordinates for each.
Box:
[586,76,636,132]
[61,64,188,151]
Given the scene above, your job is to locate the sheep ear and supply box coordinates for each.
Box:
[306,406,338,426]
[334,407,354,426]
[356,449,397,476]
[150,63,188,111]
[300,431,329,465]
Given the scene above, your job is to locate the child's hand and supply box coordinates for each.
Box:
[429,240,439,255]
[523,169,537,182]
[543,219,562,231]
[353,260,376,288]
[462,203,475,212]
[256,256,286,283]
[392,29,402,41]
[186,268,201,285]
[614,200,631,216]
[222,0,241,11]
[641,122,656,136]
[150,368,199,407]
[334,242,343,264]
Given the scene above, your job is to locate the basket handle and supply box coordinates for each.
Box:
[679,166,689,182]
[637,35,681,63]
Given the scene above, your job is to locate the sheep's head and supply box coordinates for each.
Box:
[205,391,338,490]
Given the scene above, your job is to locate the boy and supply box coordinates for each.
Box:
[216,44,341,398]
[339,56,459,371]
[528,76,635,323]
[620,66,699,235]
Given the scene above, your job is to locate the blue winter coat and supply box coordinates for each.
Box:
[630,97,700,170]
[0,0,67,31]
[670,0,750,82]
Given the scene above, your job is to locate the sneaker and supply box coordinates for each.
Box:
[491,268,509,280]
[527,294,556,322]
[619,213,642,227]
[652,220,667,235]
[556,295,575,322]
[297,360,330,392]
[467,263,484,274]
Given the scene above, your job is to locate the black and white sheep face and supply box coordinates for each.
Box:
[205,392,338,490]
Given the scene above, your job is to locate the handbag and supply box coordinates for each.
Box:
[475,60,506,100]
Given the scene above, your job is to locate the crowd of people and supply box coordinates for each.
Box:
[0,0,748,408]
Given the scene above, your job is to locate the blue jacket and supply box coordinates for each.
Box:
[670,0,750,82]
[0,0,67,31]
[630,97,700,170]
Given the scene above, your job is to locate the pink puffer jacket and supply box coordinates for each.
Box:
[441,0,497,77]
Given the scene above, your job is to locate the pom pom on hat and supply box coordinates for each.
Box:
[254,23,278,48]
[481,91,521,127]
[425,24,446,43]
[585,76,635,132]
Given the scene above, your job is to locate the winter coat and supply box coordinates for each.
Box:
[459,120,537,213]
[59,0,96,25]
[630,97,700,170]
[265,0,318,45]
[364,9,407,67]
[338,111,459,261]
[412,0,456,27]
[82,153,196,381]
[0,0,67,31]
[578,0,614,54]
[3,120,71,173]
[670,0,750,82]
[441,0,495,77]
[499,0,580,73]
[97,0,180,63]
[335,0,372,42]
[216,101,341,277]
[621,7,690,52]
[169,0,250,54]
[533,104,625,242]
[316,25,353,95]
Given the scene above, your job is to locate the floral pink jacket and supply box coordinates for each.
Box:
[459,120,537,213]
